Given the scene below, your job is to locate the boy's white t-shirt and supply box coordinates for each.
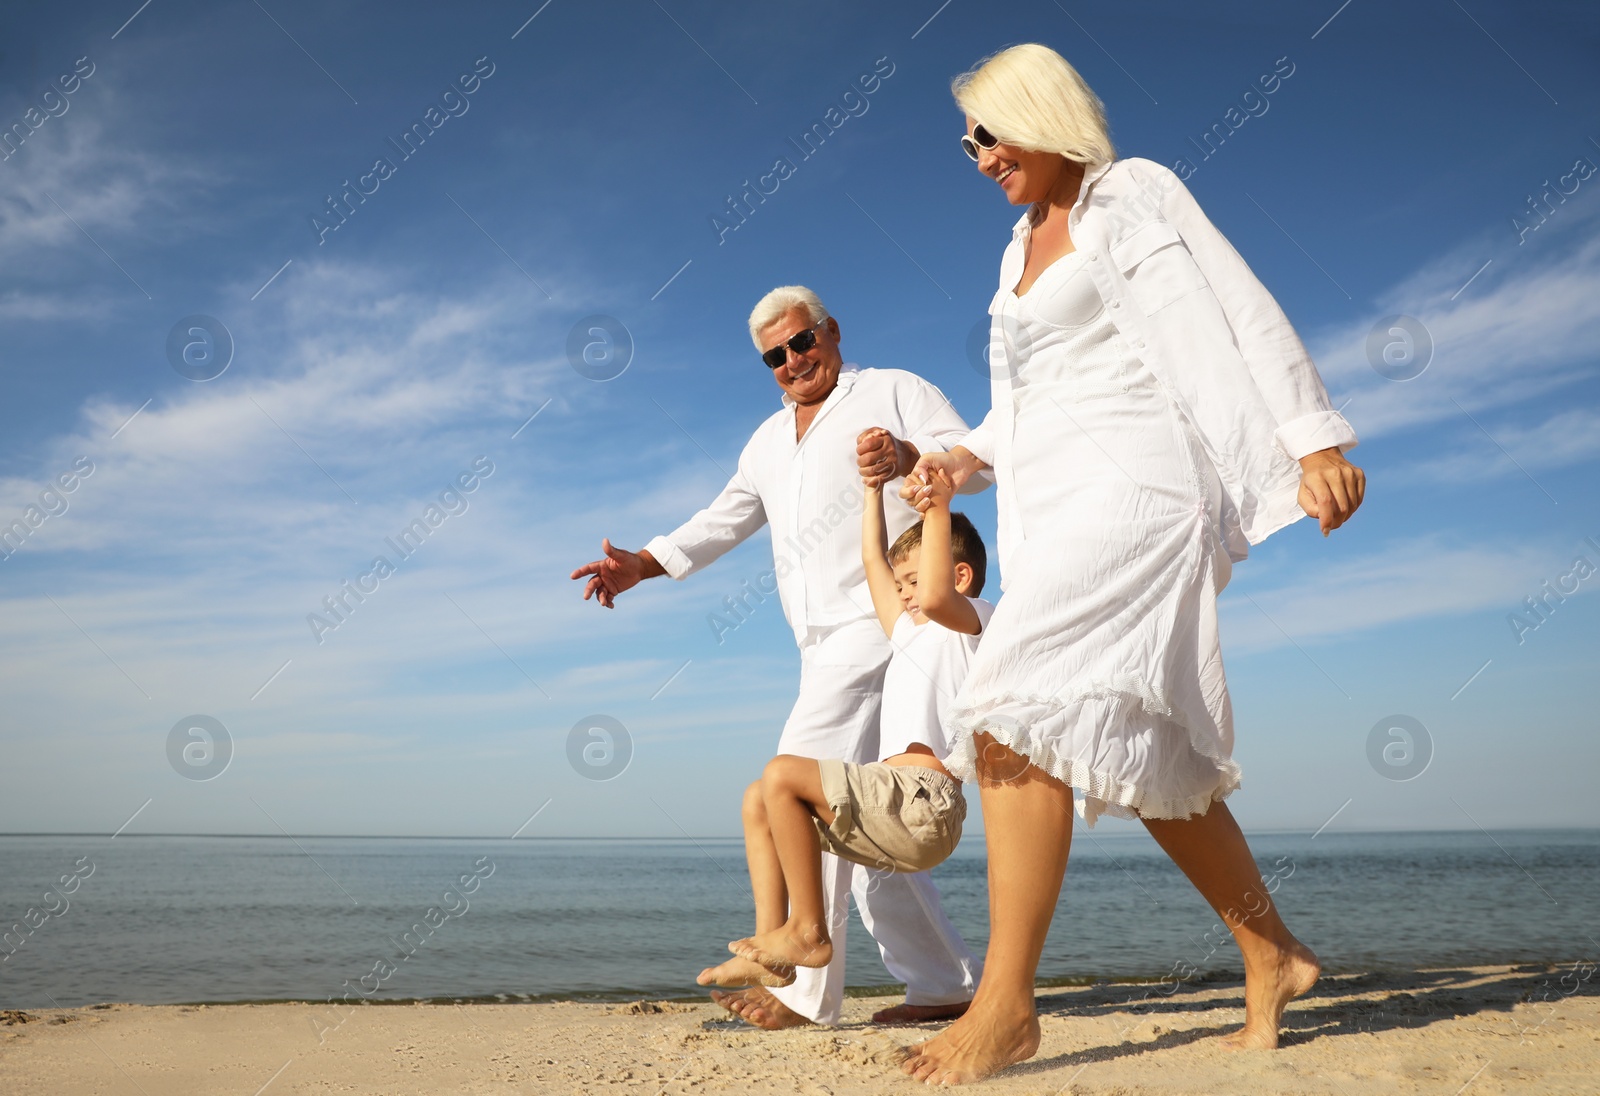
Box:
[878,597,995,763]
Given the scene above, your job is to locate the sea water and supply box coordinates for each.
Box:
[0,829,1594,1008]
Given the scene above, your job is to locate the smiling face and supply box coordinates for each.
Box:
[965,115,1082,208]
[758,306,843,407]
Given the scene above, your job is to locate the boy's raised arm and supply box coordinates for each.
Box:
[914,470,982,636]
[860,431,905,638]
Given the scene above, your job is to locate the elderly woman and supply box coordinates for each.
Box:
[899,44,1365,1083]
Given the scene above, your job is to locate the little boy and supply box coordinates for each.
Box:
[698,429,994,990]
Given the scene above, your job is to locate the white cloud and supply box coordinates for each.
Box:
[1305,200,1600,439]
[0,258,571,569]
[0,288,116,322]
[0,107,216,254]
[1388,405,1600,486]
[1220,536,1572,653]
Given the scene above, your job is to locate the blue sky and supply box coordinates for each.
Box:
[1,0,1597,840]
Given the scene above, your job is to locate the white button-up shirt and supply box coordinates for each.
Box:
[961,157,1358,569]
[646,364,980,645]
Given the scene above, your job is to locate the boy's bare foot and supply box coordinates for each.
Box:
[1220,940,1321,1050]
[708,987,814,1030]
[898,999,1040,1085]
[871,999,971,1024]
[729,924,832,978]
[696,954,796,989]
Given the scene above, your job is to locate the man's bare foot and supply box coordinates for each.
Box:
[1220,939,1321,1050]
[697,954,796,989]
[707,987,814,1030]
[871,999,971,1025]
[729,923,832,978]
[898,1000,1040,1085]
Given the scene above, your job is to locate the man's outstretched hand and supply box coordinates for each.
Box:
[1297,447,1366,536]
[570,538,665,608]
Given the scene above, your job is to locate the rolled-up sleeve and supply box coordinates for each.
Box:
[1273,409,1358,461]
[644,443,767,580]
[957,407,998,468]
[1150,163,1358,460]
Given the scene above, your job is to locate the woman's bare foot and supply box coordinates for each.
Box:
[696,954,796,989]
[898,999,1040,1085]
[729,923,832,979]
[871,999,971,1025]
[1220,939,1321,1050]
[707,987,814,1030]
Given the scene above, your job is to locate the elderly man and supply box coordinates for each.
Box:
[571,286,985,1029]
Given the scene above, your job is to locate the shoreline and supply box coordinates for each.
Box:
[2,963,1594,1094]
[8,956,1592,1012]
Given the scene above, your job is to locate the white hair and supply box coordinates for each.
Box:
[952,43,1116,165]
[748,285,829,350]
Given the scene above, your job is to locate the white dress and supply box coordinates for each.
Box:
[943,248,1242,826]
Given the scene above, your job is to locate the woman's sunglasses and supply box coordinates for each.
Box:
[761,324,824,369]
[960,123,1000,161]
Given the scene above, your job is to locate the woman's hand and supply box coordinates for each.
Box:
[1297,447,1366,536]
[903,467,956,514]
[901,447,987,510]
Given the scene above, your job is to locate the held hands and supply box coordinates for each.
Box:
[902,448,985,507]
[901,467,956,514]
[569,538,663,609]
[856,427,916,489]
[1297,447,1366,536]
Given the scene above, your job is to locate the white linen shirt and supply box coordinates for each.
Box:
[960,157,1358,579]
[645,364,981,645]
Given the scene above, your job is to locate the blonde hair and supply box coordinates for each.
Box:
[951,44,1115,165]
[748,286,829,350]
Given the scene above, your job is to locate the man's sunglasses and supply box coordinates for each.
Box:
[960,123,1000,161]
[761,324,825,369]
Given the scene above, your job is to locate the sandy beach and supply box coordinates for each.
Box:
[2,964,1596,1094]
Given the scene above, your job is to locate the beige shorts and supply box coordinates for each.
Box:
[812,758,966,873]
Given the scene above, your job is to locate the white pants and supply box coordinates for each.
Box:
[768,618,981,1024]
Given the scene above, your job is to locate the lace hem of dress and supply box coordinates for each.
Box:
[944,680,1241,827]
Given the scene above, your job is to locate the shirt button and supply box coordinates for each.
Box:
[1090,254,1099,262]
